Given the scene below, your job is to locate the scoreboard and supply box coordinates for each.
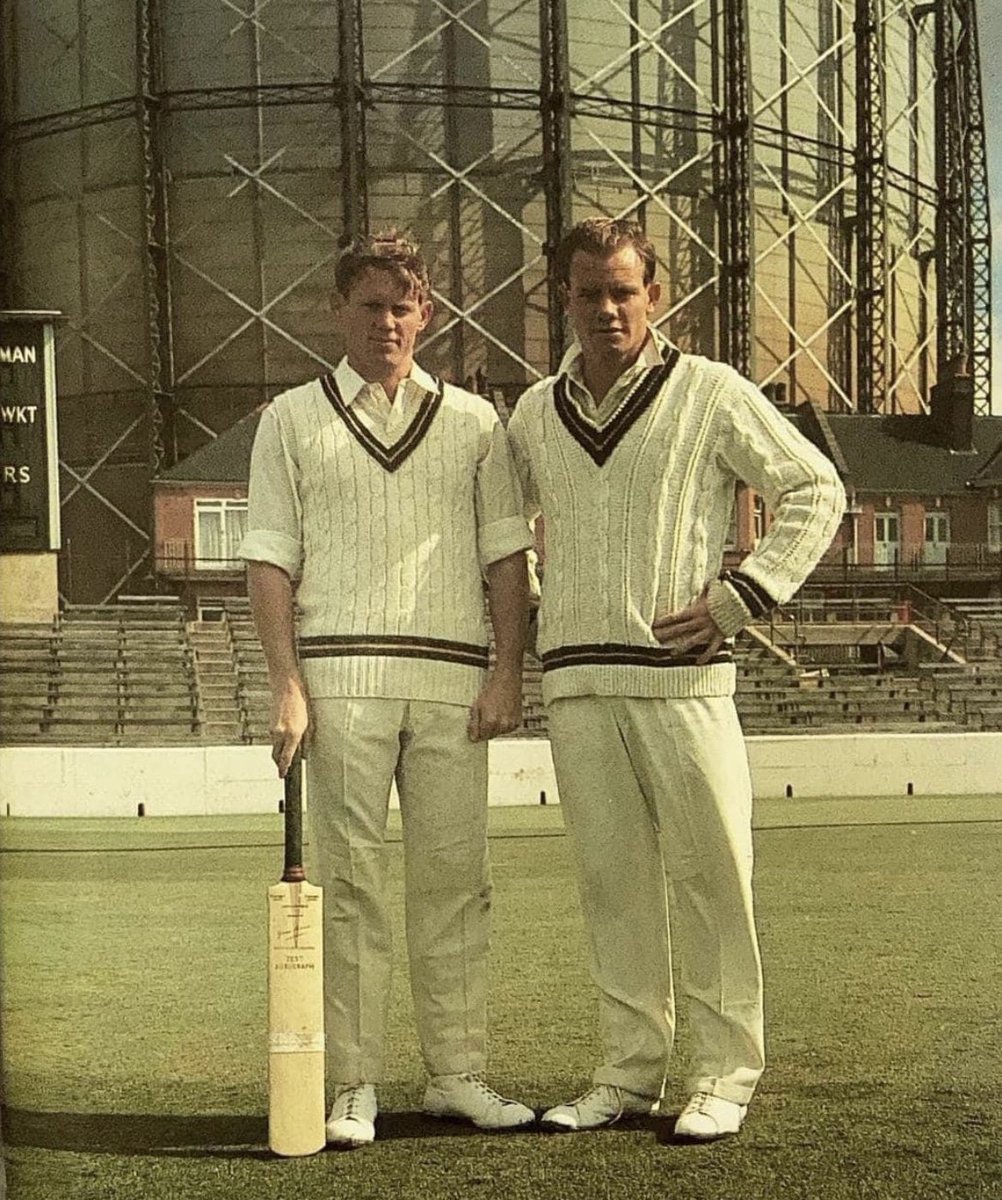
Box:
[0,312,61,554]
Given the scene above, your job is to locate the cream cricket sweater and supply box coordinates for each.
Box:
[507,339,846,704]
[239,361,531,705]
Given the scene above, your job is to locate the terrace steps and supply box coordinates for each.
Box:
[3,600,1001,744]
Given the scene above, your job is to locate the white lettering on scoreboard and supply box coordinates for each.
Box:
[0,346,38,364]
[0,315,61,551]
[1,406,39,423]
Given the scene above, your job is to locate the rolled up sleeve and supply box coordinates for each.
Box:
[475,416,533,569]
[239,405,303,580]
[506,400,542,522]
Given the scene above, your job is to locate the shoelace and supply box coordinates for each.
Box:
[682,1091,715,1116]
[461,1074,511,1106]
[570,1084,620,1111]
[338,1087,368,1118]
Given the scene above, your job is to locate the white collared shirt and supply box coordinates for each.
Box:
[560,327,670,425]
[334,357,437,442]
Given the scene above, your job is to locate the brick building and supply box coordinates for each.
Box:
[153,407,261,620]
[153,393,1002,617]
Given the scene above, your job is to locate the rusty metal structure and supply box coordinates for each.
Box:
[0,0,992,602]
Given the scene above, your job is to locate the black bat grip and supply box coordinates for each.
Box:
[282,749,306,883]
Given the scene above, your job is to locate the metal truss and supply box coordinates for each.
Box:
[818,0,850,408]
[540,0,572,370]
[1,0,989,604]
[338,0,368,239]
[555,0,723,357]
[854,0,888,414]
[963,6,991,414]
[137,0,177,474]
[714,0,754,378]
[932,0,991,413]
[751,0,862,409]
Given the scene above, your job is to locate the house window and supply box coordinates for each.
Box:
[195,499,248,569]
[923,511,950,565]
[989,500,1002,553]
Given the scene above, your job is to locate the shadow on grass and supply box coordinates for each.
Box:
[2,1107,273,1160]
[1,1106,687,1158]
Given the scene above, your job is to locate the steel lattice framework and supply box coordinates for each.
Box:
[854,0,888,414]
[715,0,755,379]
[0,0,992,603]
[932,0,991,404]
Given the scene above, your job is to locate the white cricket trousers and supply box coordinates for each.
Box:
[306,697,491,1084]
[547,694,765,1105]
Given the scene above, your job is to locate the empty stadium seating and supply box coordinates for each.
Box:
[940,597,1002,660]
[733,653,954,734]
[0,620,58,741]
[222,598,272,743]
[915,660,1002,731]
[188,621,243,743]
[1,602,199,745]
[2,590,1001,746]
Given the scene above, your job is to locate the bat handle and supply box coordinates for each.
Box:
[283,748,306,883]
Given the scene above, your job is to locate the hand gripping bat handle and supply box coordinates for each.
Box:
[283,749,306,883]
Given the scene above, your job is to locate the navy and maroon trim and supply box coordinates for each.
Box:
[540,641,733,673]
[319,373,444,473]
[298,633,489,669]
[718,569,776,619]
[553,344,682,467]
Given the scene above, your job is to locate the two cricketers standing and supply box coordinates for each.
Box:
[243,218,844,1148]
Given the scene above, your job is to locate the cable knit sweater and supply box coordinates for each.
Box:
[239,361,531,705]
[507,340,846,704]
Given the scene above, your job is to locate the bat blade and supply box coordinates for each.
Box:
[268,754,326,1157]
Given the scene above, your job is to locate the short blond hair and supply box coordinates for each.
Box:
[334,229,430,299]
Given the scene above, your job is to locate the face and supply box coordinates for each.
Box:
[563,245,661,373]
[333,266,433,384]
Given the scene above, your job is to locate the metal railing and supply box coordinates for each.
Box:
[812,542,1002,582]
[156,541,245,577]
[778,579,1002,663]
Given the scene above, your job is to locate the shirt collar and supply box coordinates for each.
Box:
[334,356,437,406]
[558,326,669,386]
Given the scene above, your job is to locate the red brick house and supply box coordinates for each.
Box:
[728,389,1002,590]
[153,389,1002,615]
[153,406,262,619]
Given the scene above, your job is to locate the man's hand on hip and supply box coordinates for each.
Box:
[652,589,726,665]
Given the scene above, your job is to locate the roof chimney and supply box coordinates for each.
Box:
[929,354,974,453]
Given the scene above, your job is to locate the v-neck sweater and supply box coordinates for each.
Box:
[507,348,846,704]
[240,370,531,704]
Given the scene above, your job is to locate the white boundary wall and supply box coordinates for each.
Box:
[0,732,999,818]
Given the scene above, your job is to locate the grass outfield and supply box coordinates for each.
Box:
[0,800,1000,1200]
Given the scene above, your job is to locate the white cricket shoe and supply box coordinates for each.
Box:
[674,1091,747,1140]
[326,1083,377,1147]
[423,1073,534,1130]
[541,1083,655,1131]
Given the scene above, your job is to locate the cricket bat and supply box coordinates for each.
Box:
[268,749,326,1156]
